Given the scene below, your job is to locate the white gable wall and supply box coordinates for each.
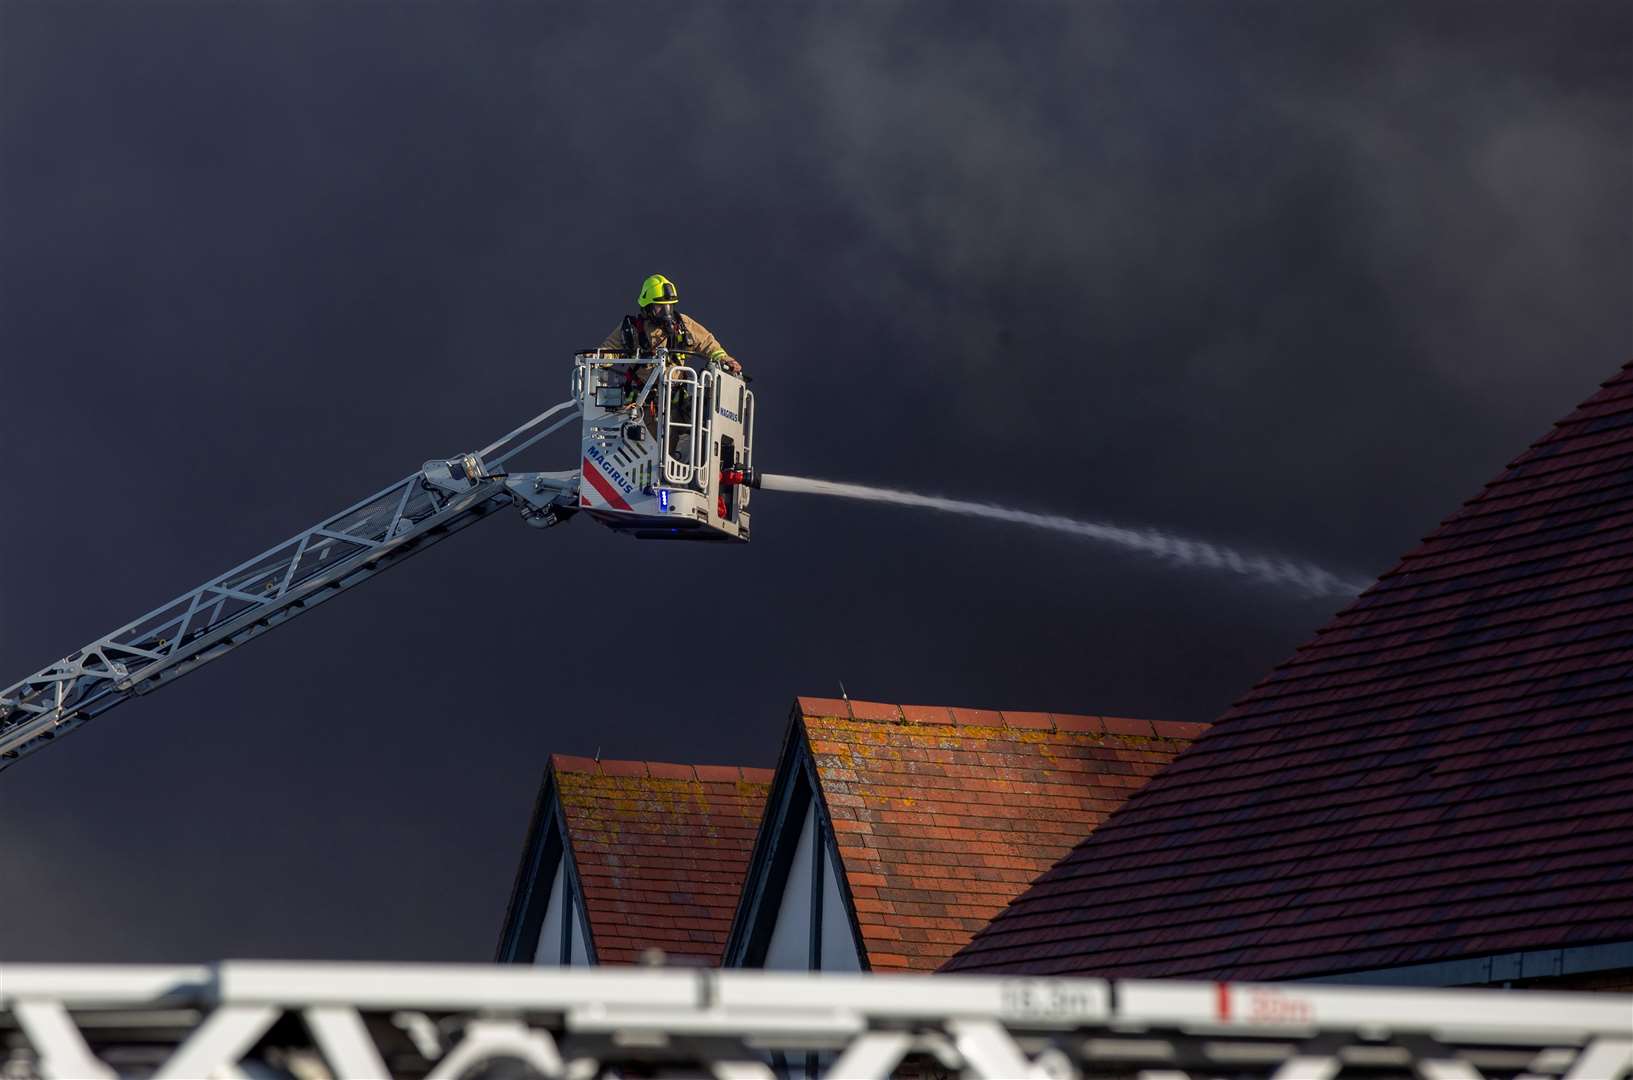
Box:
[764,797,813,970]
[534,862,566,965]
[569,904,589,965]
[532,847,592,966]
[759,789,861,972]
[819,848,861,971]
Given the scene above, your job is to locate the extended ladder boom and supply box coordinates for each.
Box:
[0,399,581,772]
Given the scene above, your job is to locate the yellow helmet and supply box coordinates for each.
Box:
[637,274,678,308]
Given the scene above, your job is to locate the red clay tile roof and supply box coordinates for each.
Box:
[552,755,771,965]
[796,698,1205,972]
[946,360,1633,980]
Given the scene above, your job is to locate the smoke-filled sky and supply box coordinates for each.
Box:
[1,2,1628,963]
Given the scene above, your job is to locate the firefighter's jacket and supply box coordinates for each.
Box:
[598,313,736,367]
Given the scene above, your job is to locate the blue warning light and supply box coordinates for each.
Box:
[658,489,670,512]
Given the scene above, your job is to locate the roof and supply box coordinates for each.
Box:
[947,360,1633,980]
[504,756,772,966]
[733,698,1205,972]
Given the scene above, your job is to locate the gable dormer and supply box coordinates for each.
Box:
[497,756,770,966]
[726,698,1204,972]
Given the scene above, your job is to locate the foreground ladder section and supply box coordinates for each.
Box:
[1,963,1628,1080]
[0,400,583,772]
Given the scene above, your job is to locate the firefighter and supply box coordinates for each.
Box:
[599,275,741,460]
[598,274,743,376]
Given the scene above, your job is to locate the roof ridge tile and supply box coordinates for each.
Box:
[549,756,771,782]
[801,698,1188,736]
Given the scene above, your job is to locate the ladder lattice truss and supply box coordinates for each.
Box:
[0,400,580,771]
[2,963,1629,1079]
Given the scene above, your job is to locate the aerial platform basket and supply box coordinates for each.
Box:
[571,348,756,543]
